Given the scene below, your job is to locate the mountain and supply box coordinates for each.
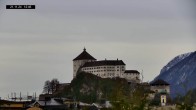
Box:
[154,51,196,98]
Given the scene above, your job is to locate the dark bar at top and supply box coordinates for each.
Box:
[6,5,35,9]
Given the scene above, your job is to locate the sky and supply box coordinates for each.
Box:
[0,0,195,98]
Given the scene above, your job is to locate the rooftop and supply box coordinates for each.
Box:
[124,70,140,74]
[150,79,170,86]
[82,60,125,67]
[73,48,96,61]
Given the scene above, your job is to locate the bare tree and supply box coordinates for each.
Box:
[43,78,60,94]
[43,80,51,94]
[50,78,60,94]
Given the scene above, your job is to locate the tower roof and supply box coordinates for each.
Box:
[150,79,170,86]
[73,48,96,61]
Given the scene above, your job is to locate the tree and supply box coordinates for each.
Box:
[129,85,150,110]
[43,80,51,94]
[175,90,195,110]
[43,78,60,94]
[50,78,60,94]
[174,81,195,110]
[109,81,150,110]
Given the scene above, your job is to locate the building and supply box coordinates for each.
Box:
[73,48,96,78]
[123,70,140,83]
[150,79,170,94]
[73,48,140,83]
[81,60,126,78]
[160,93,167,106]
[0,99,31,110]
[150,79,171,106]
[29,98,66,110]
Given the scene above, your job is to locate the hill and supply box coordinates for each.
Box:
[154,51,196,98]
[57,72,131,103]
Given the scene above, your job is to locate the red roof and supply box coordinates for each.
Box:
[73,48,96,61]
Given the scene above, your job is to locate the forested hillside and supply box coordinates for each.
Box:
[57,72,131,103]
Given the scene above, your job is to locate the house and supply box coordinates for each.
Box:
[29,98,66,110]
[0,99,31,109]
[124,70,140,83]
[150,79,170,94]
[73,48,140,83]
[150,79,171,106]
[27,107,43,110]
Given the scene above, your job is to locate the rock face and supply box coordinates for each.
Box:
[154,51,196,98]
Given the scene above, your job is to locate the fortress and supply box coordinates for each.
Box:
[73,48,140,83]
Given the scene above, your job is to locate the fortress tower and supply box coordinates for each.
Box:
[73,48,96,78]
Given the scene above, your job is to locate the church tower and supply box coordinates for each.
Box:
[73,48,96,78]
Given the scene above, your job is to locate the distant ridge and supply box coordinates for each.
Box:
[154,51,196,98]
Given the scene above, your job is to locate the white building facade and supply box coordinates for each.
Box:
[123,70,140,83]
[73,48,140,83]
[81,60,126,78]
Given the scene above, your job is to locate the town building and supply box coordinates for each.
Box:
[28,98,66,110]
[150,79,171,106]
[150,79,170,94]
[73,48,140,83]
[0,99,31,109]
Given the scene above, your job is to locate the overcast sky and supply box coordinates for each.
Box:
[0,0,195,98]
